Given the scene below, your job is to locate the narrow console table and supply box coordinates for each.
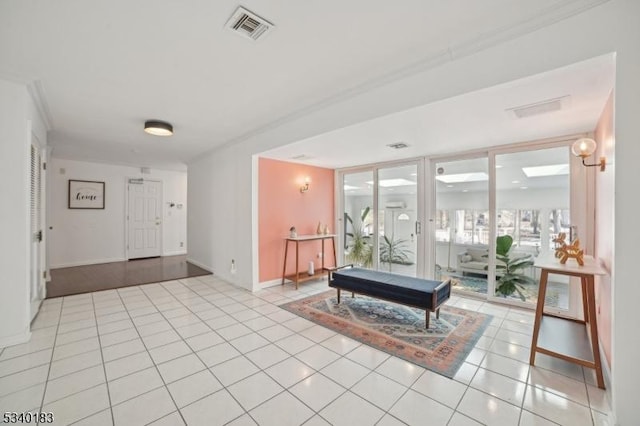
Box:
[281,234,337,289]
[529,255,607,389]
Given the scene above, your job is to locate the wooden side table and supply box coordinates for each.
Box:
[281,234,337,289]
[529,255,607,388]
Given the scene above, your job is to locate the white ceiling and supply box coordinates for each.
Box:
[0,1,611,171]
[261,54,614,169]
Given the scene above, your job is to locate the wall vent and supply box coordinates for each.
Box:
[507,96,570,119]
[225,6,274,41]
[387,142,409,149]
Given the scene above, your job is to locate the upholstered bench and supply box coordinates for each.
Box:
[328,265,451,328]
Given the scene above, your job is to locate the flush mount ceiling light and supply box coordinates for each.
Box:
[144,120,173,136]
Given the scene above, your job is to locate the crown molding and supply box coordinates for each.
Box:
[26,80,54,131]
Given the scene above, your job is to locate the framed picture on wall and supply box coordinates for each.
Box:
[68,180,105,209]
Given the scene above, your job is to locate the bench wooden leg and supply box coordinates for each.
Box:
[436,308,440,319]
[351,292,354,298]
[337,288,341,304]
[425,310,430,329]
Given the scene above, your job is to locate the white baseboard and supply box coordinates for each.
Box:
[186,258,214,273]
[0,329,32,348]
[50,257,126,269]
[598,344,614,417]
[258,278,282,289]
[163,250,187,257]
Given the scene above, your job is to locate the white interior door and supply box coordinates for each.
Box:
[128,179,162,259]
[30,143,45,320]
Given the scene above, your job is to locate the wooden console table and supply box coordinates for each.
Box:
[281,234,337,289]
[529,255,607,388]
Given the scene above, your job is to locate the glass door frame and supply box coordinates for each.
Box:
[336,158,425,277]
[427,136,589,318]
[427,151,491,296]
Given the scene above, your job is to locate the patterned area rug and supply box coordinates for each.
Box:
[281,290,492,378]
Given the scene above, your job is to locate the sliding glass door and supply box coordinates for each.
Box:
[433,156,490,296]
[342,170,374,269]
[339,161,423,277]
[377,163,420,277]
[493,146,572,311]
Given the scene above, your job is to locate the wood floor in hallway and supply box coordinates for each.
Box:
[47,255,211,298]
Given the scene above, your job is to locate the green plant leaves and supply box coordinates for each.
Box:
[496,235,513,256]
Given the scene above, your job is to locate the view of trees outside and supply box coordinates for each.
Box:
[436,208,570,249]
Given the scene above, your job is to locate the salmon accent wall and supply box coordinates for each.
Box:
[258,158,335,283]
[594,90,614,368]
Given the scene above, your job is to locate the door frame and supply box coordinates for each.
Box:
[29,129,47,320]
[124,177,164,260]
[336,158,425,277]
[426,135,589,317]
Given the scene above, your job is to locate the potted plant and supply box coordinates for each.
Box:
[379,234,412,272]
[495,235,536,300]
[345,207,373,267]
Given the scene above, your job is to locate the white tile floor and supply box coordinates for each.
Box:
[0,276,611,426]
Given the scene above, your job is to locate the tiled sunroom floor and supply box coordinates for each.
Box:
[0,276,610,425]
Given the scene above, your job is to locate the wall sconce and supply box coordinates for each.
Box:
[571,138,606,172]
[300,177,310,193]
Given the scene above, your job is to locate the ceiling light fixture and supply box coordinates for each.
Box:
[144,120,173,136]
[571,138,606,171]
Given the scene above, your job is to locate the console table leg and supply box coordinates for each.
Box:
[530,269,549,365]
[281,241,289,286]
[581,277,589,322]
[295,241,299,290]
[586,275,605,389]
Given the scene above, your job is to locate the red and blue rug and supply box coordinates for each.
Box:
[281,290,492,378]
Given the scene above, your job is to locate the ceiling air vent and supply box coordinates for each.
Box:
[507,96,570,119]
[225,6,274,41]
[387,142,409,149]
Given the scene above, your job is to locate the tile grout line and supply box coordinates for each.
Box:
[152,280,333,425]
[35,297,64,426]
[90,292,117,426]
[110,288,189,425]
[142,281,273,420]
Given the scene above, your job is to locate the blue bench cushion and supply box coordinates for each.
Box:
[329,267,449,310]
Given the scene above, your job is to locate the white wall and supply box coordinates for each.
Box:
[0,79,48,346]
[188,144,251,285]
[188,2,639,422]
[49,158,187,267]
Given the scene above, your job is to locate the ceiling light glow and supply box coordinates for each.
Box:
[365,178,416,187]
[522,164,569,177]
[435,172,488,183]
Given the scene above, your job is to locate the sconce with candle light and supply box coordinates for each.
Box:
[300,177,310,193]
[571,138,606,172]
